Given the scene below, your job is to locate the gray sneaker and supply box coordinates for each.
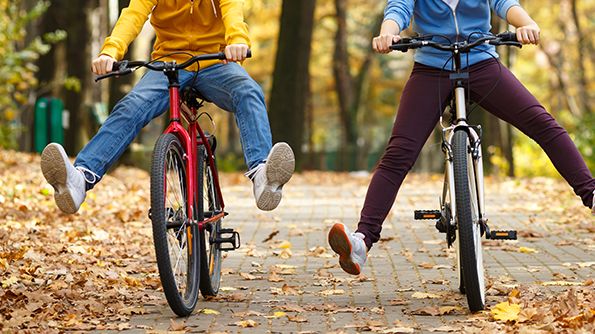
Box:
[328,223,367,275]
[249,142,295,211]
[40,143,87,214]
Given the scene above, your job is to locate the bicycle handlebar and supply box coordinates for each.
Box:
[389,32,522,53]
[95,50,252,82]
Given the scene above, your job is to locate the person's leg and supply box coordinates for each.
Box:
[74,70,178,184]
[192,63,294,210]
[193,63,272,169]
[41,70,195,213]
[469,59,595,208]
[328,63,452,275]
[355,63,453,249]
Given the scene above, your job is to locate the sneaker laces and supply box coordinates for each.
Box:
[75,166,100,184]
[244,163,265,181]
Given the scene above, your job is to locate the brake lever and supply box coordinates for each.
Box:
[94,68,133,82]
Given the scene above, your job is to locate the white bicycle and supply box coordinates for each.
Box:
[392,32,520,311]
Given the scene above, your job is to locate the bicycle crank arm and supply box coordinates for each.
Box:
[215,228,241,251]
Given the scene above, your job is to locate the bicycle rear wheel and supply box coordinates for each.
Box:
[198,145,223,296]
[150,133,200,316]
[452,129,485,311]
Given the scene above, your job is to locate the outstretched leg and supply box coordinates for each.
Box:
[193,63,295,210]
[469,59,595,209]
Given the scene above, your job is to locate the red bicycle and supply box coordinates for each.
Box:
[96,52,244,316]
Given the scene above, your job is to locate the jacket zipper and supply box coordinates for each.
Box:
[450,8,461,39]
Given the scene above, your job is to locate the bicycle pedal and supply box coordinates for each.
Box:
[215,228,241,251]
[488,230,517,240]
[414,210,442,220]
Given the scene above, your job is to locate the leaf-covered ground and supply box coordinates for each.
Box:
[0,149,593,333]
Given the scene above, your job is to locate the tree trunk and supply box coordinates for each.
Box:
[569,0,592,114]
[268,0,316,169]
[333,2,384,170]
[333,0,355,148]
[63,1,100,154]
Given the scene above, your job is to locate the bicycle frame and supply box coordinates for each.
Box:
[161,67,225,231]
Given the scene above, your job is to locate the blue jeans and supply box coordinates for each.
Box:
[75,63,272,186]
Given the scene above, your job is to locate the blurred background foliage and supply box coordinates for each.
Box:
[0,0,593,177]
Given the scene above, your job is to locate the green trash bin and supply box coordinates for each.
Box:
[48,98,64,144]
[34,97,65,152]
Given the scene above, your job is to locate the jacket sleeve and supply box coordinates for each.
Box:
[219,0,251,46]
[384,0,415,32]
[489,0,520,20]
[100,0,156,60]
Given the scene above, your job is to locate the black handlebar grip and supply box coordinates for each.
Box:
[497,32,518,42]
[111,61,123,71]
[246,49,252,58]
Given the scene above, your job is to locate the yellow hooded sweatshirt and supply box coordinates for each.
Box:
[100,0,250,71]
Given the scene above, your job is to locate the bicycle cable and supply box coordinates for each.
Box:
[464,32,504,117]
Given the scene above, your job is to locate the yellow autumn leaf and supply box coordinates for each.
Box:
[491,301,521,322]
[540,281,583,286]
[277,240,292,249]
[235,319,258,328]
[200,308,220,315]
[518,246,538,254]
[273,311,286,318]
[1,276,18,288]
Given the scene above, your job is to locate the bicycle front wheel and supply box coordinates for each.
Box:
[150,133,200,316]
[452,129,485,311]
[198,145,223,296]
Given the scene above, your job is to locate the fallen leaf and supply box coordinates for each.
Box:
[378,327,415,333]
[428,325,461,332]
[169,319,186,331]
[1,276,18,288]
[262,230,279,242]
[234,320,258,328]
[287,315,308,323]
[276,240,292,249]
[491,301,521,322]
[200,308,220,315]
[272,311,286,318]
[268,271,284,282]
[540,281,583,286]
[411,292,441,299]
[518,247,539,254]
[319,289,345,296]
[239,272,261,280]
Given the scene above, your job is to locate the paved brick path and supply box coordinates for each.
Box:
[121,173,593,333]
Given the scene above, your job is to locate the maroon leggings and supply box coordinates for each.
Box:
[357,59,595,249]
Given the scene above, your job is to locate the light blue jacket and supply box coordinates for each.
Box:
[384,0,520,69]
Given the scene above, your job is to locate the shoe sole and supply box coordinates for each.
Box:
[257,143,295,211]
[328,224,361,275]
[41,144,77,214]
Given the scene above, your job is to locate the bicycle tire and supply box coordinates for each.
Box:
[150,133,200,316]
[197,145,223,296]
[452,129,485,311]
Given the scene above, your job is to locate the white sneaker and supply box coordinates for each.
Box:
[248,142,295,211]
[40,143,87,214]
[328,223,367,275]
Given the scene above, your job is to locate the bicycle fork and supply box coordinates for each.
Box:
[414,87,516,241]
